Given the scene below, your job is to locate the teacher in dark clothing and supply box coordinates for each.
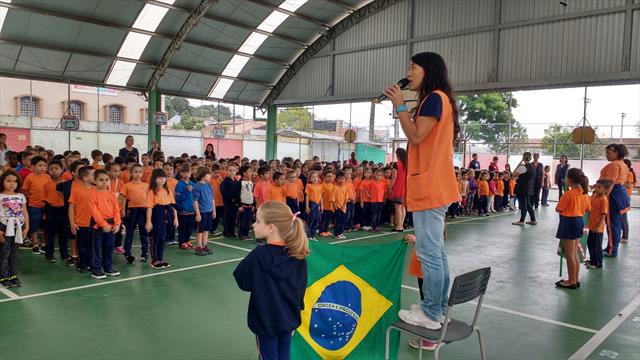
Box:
[468,153,480,170]
[531,152,544,209]
[555,155,569,199]
[118,135,140,163]
[513,152,536,226]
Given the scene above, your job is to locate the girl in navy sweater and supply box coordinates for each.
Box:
[233,201,309,360]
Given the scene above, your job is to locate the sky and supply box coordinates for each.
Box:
[188,83,640,140]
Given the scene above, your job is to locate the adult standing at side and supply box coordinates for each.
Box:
[348,152,359,167]
[146,140,161,159]
[118,135,140,163]
[599,144,631,257]
[555,155,569,199]
[0,133,10,167]
[531,152,543,209]
[204,143,217,161]
[488,156,499,172]
[384,52,461,330]
[468,153,480,170]
[512,152,536,226]
[389,147,408,232]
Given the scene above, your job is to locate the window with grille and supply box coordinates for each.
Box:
[20,96,38,116]
[69,101,82,119]
[108,105,122,124]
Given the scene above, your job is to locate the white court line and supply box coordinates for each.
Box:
[0,286,20,299]
[569,293,640,360]
[401,285,598,334]
[0,257,245,303]
[210,241,251,253]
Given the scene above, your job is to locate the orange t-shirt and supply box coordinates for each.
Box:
[345,180,356,202]
[69,183,94,227]
[556,187,591,217]
[625,171,634,195]
[359,179,372,202]
[44,178,64,208]
[509,179,516,196]
[108,177,124,211]
[321,182,335,211]
[147,188,175,207]
[119,170,131,184]
[141,166,153,184]
[210,177,223,208]
[61,171,74,182]
[333,184,348,212]
[285,181,303,201]
[166,177,178,194]
[353,177,362,202]
[89,190,121,229]
[477,180,489,196]
[91,161,103,170]
[23,173,52,208]
[120,181,150,208]
[306,183,322,204]
[587,195,608,232]
[599,160,628,185]
[268,185,287,203]
[496,180,504,195]
[367,180,387,203]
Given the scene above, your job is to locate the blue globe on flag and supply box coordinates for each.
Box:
[309,281,362,350]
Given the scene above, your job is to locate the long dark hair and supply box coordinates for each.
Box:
[149,169,169,194]
[410,52,460,146]
[567,168,589,194]
[395,147,407,168]
[0,170,21,193]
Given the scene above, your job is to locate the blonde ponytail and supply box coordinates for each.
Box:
[284,217,309,260]
[259,201,310,260]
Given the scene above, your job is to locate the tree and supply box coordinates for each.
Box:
[540,124,605,159]
[171,112,204,130]
[277,107,313,131]
[164,96,232,121]
[165,96,189,117]
[458,93,528,153]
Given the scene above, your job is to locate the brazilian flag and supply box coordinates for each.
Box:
[292,240,407,359]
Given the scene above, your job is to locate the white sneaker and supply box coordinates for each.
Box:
[411,304,450,325]
[408,337,437,351]
[362,226,372,231]
[398,307,442,330]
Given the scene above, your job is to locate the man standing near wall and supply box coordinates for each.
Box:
[531,152,543,209]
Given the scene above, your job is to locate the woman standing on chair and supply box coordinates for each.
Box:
[599,144,630,257]
[384,52,461,331]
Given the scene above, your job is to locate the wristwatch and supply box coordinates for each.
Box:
[396,104,408,113]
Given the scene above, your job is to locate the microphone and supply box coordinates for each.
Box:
[373,78,409,103]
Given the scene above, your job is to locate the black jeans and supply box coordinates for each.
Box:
[531,183,542,208]
[518,194,536,222]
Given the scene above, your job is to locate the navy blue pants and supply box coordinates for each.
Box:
[150,205,173,263]
[354,202,363,226]
[334,209,346,236]
[307,201,320,238]
[76,227,92,270]
[238,206,253,237]
[124,207,149,257]
[256,331,292,360]
[587,231,603,267]
[370,202,383,229]
[495,195,502,211]
[177,213,194,245]
[362,203,371,226]
[91,227,115,273]
[212,205,224,233]
[44,205,69,259]
[479,196,488,215]
[345,202,355,230]
[605,185,630,257]
[320,210,333,233]
[223,203,237,237]
[286,198,299,215]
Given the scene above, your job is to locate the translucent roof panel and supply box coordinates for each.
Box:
[117,32,151,60]
[133,3,172,32]
[106,60,137,86]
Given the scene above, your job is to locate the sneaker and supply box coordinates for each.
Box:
[239,236,250,240]
[150,262,163,269]
[32,246,41,255]
[320,232,332,237]
[91,272,107,280]
[195,247,207,256]
[362,226,372,231]
[335,234,346,240]
[114,247,125,254]
[398,307,441,330]
[139,256,148,263]
[104,269,120,277]
[512,221,525,226]
[621,238,629,243]
[204,246,213,255]
[1,280,13,288]
[212,231,223,237]
[166,240,178,245]
[125,255,136,264]
[63,257,75,267]
[160,262,171,269]
[525,221,537,225]
[76,266,87,274]
[46,257,56,263]
[353,224,361,230]
[373,227,383,233]
[309,237,318,242]
[408,337,437,351]
[485,213,490,217]
[180,242,193,250]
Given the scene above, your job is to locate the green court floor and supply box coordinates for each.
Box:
[0,207,638,360]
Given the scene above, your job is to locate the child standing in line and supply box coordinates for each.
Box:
[221,164,240,238]
[88,170,121,279]
[359,168,373,231]
[367,170,388,232]
[541,165,551,207]
[145,169,178,269]
[495,172,504,212]
[163,162,178,246]
[459,171,469,216]
[106,162,125,254]
[16,150,35,181]
[140,154,153,183]
[555,168,590,289]
[193,167,215,256]
[43,160,69,263]
[477,171,490,216]
[488,172,497,213]
[238,165,255,241]
[352,166,363,230]
[233,201,308,360]
[269,172,287,204]
[22,156,51,254]
[209,164,224,237]
[333,171,348,240]
[448,172,462,219]
[586,179,610,269]
[285,170,303,214]
[0,171,29,288]
[319,172,335,237]
[119,164,150,264]
[90,150,103,170]
[466,170,477,215]
[305,171,322,241]
[253,166,271,209]
[56,160,84,266]
[175,163,196,250]
[68,166,95,273]
[344,168,356,231]
[509,173,517,211]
